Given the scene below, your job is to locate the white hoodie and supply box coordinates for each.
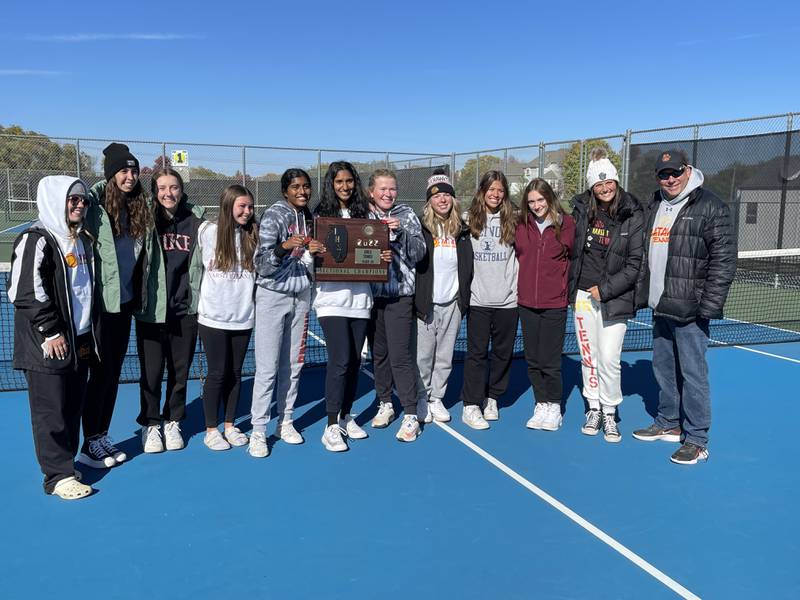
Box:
[36,176,93,335]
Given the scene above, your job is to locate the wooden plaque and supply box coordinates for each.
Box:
[314,217,389,282]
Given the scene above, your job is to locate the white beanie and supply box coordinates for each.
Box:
[585,148,619,189]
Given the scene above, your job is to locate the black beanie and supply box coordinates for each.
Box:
[103,143,140,180]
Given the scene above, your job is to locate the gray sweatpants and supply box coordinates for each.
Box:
[250,285,310,433]
[416,298,462,404]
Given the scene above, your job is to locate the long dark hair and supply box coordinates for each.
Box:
[314,161,369,218]
[215,184,258,272]
[280,167,313,229]
[467,170,516,245]
[520,178,568,258]
[587,186,623,223]
[105,176,153,239]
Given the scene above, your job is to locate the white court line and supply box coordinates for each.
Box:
[630,319,800,365]
[309,327,700,598]
[0,221,31,235]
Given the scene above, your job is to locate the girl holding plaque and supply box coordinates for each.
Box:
[313,161,374,452]
[459,171,519,430]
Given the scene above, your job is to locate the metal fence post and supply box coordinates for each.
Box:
[503,148,508,174]
[241,146,247,186]
[5,167,11,222]
[475,152,480,190]
[450,153,456,181]
[161,143,166,168]
[538,142,545,177]
[75,139,81,179]
[385,152,390,168]
[692,125,700,165]
[578,140,585,194]
[777,113,794,249]
[317,150,322,197]
[622,129,632,189]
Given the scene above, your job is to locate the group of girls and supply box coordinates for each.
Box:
[11,141,643,499]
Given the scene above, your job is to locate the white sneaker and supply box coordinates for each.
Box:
[321,424,348,452]
[164,420,184,450]
[526,403,549,429]
[462,405,490,430]
[224,427,248,447]
[248,431,269,458]
[204,429,231,451]
[142,425,164,453]
[371,403,395,428]
[275,422,304,445]
[540,403,562,431]
[429,399,451,422]
[396,414,421,442]
[483,398,499,421]
[417,396,432,423]
[339,414,368,439]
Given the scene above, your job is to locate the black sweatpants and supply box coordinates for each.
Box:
[83,301,135,438]
[136,314,198,426]
[198,324,252,428]
[460,306,518,407]
[519,305,567,404]
[25,338,90,494]
[318,316,368,418]
[371,296,417,414]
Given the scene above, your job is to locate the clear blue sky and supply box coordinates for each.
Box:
[1,0,799,154]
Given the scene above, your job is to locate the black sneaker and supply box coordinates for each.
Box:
[632,423,681,442]
[78,436,117,469]
[581,410,601,436]
[99,433,127,463]
[670,442,709,465]
[602,413,621,443]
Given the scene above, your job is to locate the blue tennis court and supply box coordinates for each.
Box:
[2,340,798,599]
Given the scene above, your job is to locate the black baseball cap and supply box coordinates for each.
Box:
[654,149,689,173]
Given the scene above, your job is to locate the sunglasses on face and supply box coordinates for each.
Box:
[657,167,686,181]
[67,195,87,207]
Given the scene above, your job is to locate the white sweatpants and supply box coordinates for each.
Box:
[573,289,627,412]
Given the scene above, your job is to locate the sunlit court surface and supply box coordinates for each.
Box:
[2,340,798,599]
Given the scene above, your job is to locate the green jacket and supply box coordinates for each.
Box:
[136,197,205,324]
[84,180,149,314]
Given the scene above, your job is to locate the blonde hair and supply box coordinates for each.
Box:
[422,195,462,238]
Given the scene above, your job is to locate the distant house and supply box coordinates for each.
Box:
[509,163,564,196]
[734,156,800,251]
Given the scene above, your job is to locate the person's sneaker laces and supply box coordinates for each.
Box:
[632,423,681,442]
[204,429,231,451]
[395,414,421,442]
[164,421,184,451]
[78,436,117,468]
[99,434,126,463]
[483,398,499,421]
[429,399,451,422]
[142,425,164,453]
[462,405,490,430]
[581,409,601,436]
[248,431,269,458]
[371,402,395,428]
[321,424,348,452]
[224,427,248,447]
[602,413,621,443]
[540,403,563,431]
[670,442,709,465]
[275,422,304,445]
[526,403,548,429]
[340,414,368,439]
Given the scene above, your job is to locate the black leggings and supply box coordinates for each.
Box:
[460,306,518,406]
[136,314,198,426]
[83,301,135,438]
[319,316,368,420]
[198,324,252,428]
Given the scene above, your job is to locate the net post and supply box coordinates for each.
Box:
[777,113,793,250]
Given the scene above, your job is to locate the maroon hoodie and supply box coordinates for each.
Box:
[515,214,575,309]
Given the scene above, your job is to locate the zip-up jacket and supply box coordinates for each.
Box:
[84,179,148,313]
[515,213,576,309]
[9,176,99,373]
[414,223,473,321]
[568,190,645,321]
[136,196,205,323]
[635,185,736,322]
[254,200,314,292]
[369,203,427,298]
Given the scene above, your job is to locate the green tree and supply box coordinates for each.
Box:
[455,154,503,199]
[561,139,622,203]
[0,124,95,174]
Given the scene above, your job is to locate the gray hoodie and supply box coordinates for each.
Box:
[369,203,426,298]
[648,167,704,309]
[254,201,314,293]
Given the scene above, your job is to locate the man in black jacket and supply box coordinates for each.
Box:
[632,150,736,465]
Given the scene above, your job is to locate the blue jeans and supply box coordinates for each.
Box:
[652,317,711,448]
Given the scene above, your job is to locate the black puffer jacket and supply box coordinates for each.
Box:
[414,224,473,321]
[635,186,736,322]
[569,190,645,321]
